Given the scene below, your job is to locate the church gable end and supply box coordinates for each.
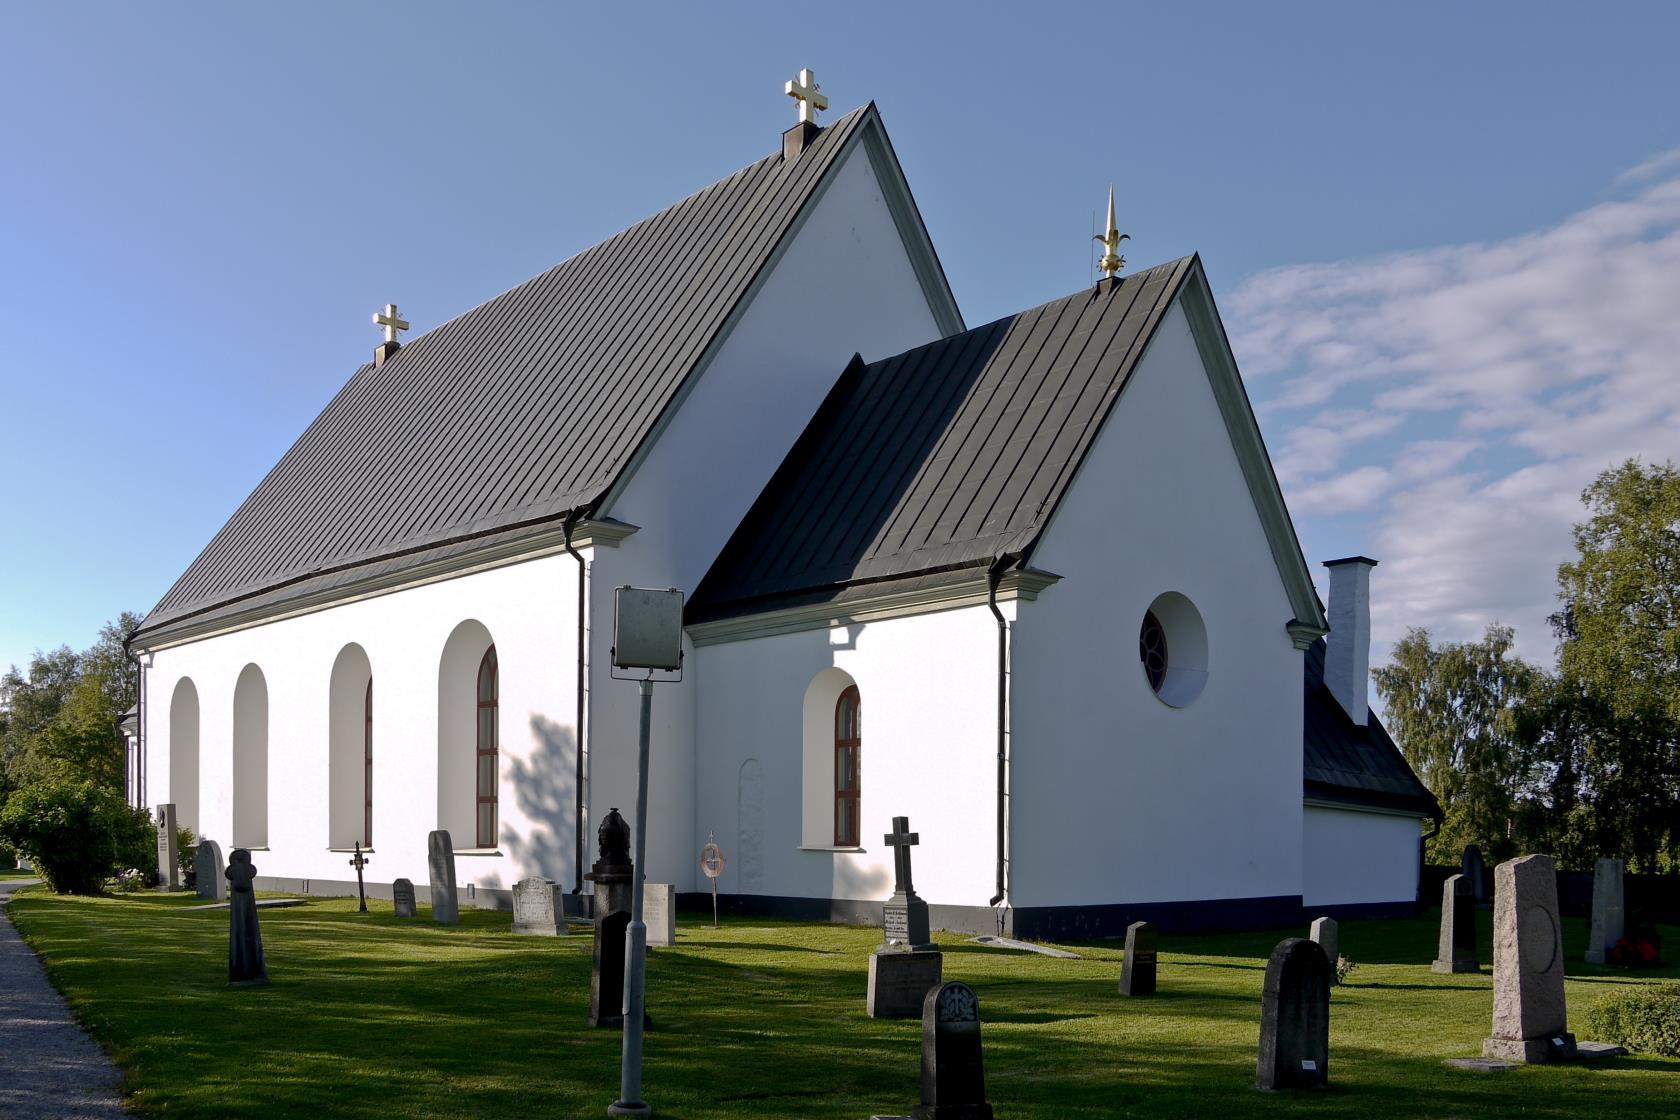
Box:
[136,104,954,649]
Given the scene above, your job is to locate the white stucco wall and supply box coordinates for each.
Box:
[1302,805,1422,908]
[591,138,949,892]
[1010,298,1306,911]
[691,605,1006,909]
[141,553,583,895]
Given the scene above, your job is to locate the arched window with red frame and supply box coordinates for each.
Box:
[834,685,860,847]
[475,646,499,849]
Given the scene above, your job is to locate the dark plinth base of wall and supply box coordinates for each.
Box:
[254,875,515,912]
[675,892,1368,939]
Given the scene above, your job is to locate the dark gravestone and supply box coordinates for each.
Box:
[912,982,993,1120]
[225,849,268,986]
[428,830,459,924]
[586,811,647,1030]
[1463,844,1488,905]
[1432,873,1480,973]
[1256,938,1329,1090]
[392,878,417,919]
[584,808,634,918]
[194,839,226,902]
[1120,921,1158,996]
[868,815,942,1019]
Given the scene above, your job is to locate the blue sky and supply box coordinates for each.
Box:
[3,2,1678,674]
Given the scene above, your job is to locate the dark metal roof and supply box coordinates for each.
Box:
[688,256,1195,621]
[1302,637,1440,817]
[137,105,883,641]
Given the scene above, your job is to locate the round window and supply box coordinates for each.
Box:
[1138,592,1208,707]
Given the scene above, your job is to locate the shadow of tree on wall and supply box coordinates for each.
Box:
[486,715,579,893]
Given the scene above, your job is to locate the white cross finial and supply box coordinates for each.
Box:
[372,303,410,344]
[784,68,829,126]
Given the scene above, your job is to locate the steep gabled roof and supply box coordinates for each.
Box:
[136,104,956,646]
[1303,638,1440,817]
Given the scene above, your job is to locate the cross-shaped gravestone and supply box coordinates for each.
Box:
[885,816,919,895]
[372,302,410,344]
[348,842,371,913]
[784,67,829,125]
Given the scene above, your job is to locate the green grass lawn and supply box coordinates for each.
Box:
[7,889,1678,1119]
[0,868,38,878]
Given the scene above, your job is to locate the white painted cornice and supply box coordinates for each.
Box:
[686,567,1060,647]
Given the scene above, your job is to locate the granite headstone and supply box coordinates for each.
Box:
[1309,916,1339,983]
[512,876,562,936]
[428,830,459,924]
[643,882,676,947]
[1584,857,1625,965]
[868,815,942,1019]
[155,803,179,890]
[1483,853,1576,1063]
[225,848,268,986]
[1119,921,1157,997]
[392,877,417,919]
[1256,938,1330,1090]
[193,839,226,902]
[1432,873,1479,973]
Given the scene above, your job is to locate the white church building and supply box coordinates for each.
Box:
[129,83,1436,938]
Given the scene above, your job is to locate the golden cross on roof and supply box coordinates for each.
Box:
[784,68,829,126]
[1093,184,1130,279]
[372,303,410,344]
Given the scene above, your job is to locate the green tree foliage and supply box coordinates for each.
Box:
[1374,624,1544,862]
[0,779,155,894]
[0,613,139,798]
[1552,459,1680,871]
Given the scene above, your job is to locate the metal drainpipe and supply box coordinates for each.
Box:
[986,557,1012,916]
[563,513,588,894]
[1418,810,1444,910]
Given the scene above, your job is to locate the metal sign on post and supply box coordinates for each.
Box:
[700,832,726,929]
[607,587,684,1120]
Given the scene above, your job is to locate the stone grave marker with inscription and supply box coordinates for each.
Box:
[1463,844,1488,904]
[1484,853,1576,1062]
[1256,938,1330,1090]
[392,877,417,918]
[428,830,459,924]
[868,816,943,1019]
[1432,873,1479,973]
[1119,921,1158,997]
[643,883,676,947]
[870,981,994,1120]
[226,848,268,986]
[512,876,562,936]
[194,839,225,902]
[1309,916,1339,984]
[155,804,179,890]
[1584,857,1625,965]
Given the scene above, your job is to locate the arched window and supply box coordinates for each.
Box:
[363,679,373,847]
[476,645,499,849]
[232,663,269,849]
[834,685,860,848]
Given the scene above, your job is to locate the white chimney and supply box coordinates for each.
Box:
[1324,557,1378,726]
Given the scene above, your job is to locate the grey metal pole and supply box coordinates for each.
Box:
[608,678,653,1118]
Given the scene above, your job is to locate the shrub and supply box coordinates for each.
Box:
[0,781,156,894]
[1336,955,1358,985]
[1586,984,1680,1057]
[0,841,15,869]
[176,827,196,877]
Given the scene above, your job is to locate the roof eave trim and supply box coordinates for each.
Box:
[686,566,1059,647]
[131,517,638,653]
[1177,259,1329,634]
[1288,618,1330,650]
[1303,795,1431,820]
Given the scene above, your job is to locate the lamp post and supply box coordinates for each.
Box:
[607,587,684,1119]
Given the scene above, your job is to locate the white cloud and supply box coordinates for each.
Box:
[1231,164,1680,664]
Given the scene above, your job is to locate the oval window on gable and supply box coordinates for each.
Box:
[1138,592,1208,708]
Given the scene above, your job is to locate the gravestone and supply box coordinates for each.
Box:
[584,809,634,918]
[643,882,676,947]
[155,803,179,890]
[1309,916,1339,984]
[1463,844,1488,904]
[225,848,268,986]
[1584,857,1625,965]
[1483,853,1576,1063]
[914,981,993,1120]
[1256,938,1330,1090]
[585,811,646,1029]
[868,816,943,1019]
[194,839,226,902]
[347,842,371,913]
[428,830,459,924]
[1432,873,1479,973]
[1119,921,1157,997]
[512,876,562,936]
[392,877,417,919]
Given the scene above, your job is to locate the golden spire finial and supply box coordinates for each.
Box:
[1093,184,1129,279]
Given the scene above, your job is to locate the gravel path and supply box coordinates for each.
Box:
[0,879,130,1118]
